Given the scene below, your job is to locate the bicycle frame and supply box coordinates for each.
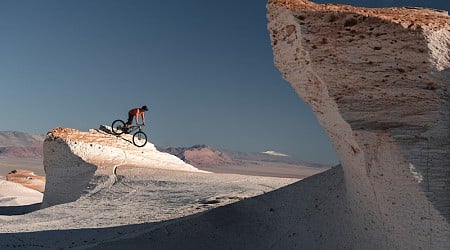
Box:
[126,124,143,133]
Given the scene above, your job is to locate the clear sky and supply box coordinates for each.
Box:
[0,0,448,165]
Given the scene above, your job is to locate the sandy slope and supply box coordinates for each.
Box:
[92,166,348,250]
[0,168,298,249]
[0,126,335,249]
[0,166,358,250]
[0,180,43,207]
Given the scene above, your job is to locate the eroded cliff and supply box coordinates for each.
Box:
[42,127,203,208]
[268,0,449,248]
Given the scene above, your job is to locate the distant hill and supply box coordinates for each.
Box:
[158,145,330,169]
[0,131,44,158]
[221,149,330,168]
[158,145,234,168]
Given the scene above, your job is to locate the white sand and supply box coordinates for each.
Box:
[0,180,43,206]
[0,168,299,249]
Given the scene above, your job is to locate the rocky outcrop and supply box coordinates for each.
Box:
[42,127,204,208]
[6,170,45,193]
[268,0,449,249]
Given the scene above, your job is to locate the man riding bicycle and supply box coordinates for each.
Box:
[125,105,148,131]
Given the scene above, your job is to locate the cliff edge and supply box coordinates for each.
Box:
[42,127,203,208]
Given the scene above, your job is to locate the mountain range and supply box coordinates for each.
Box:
[0,130,329,165]
[158,144,330,168]
[0,131,44,158]
[0,131,330,178]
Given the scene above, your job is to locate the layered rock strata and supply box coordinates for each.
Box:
[42,127,203,208]
[268,0,449,248]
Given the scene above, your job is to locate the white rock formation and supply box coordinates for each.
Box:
[0,180,43,206]
[268,0,449,248]
[42,127,204,208]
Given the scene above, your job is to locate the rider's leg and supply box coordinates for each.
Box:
[125,114,133,133]
[126,114,133,126]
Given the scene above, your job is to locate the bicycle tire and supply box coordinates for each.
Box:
[112,120,126,135]
[133,131,148,147]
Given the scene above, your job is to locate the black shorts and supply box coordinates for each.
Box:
[126,113,134,125]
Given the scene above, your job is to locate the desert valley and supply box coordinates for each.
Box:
[0,126,328,249]
[0,0,449,249]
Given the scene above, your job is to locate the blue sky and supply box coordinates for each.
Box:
[0,1,448,165]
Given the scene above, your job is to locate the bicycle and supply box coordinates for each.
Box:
[111,120,148,147]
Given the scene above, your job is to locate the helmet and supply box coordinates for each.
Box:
[141,105,148,111]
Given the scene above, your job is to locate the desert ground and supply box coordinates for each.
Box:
[198,161,325,179]
[0,155,328,249]
[0,126,331,249]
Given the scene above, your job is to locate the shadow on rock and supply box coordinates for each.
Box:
[41,136,97,208]
[0,203,41,216]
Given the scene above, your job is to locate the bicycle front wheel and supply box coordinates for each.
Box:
[112,120,126,135]
[133,131,148,147]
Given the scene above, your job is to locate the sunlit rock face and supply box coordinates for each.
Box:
[268,0,449,248]
[42,127,203,208]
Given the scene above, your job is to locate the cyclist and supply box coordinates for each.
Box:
[125,105,148,131]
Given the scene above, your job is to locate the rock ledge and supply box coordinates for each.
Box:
[42,127,204,207]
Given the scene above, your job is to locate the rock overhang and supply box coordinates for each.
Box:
[42,126,205,208]
[267,0,449,248]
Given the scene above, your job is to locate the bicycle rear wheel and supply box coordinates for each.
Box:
[133,131,147,147]
[112,120,126,135]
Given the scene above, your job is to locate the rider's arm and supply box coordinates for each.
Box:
[135,113,139,125]
[141,112,145,125]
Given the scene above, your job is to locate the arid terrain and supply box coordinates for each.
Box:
[0,167,302,248]
[159,144,329,179]
[0,128,328,249]
[0,158,43,177]
[0,0,448,249]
